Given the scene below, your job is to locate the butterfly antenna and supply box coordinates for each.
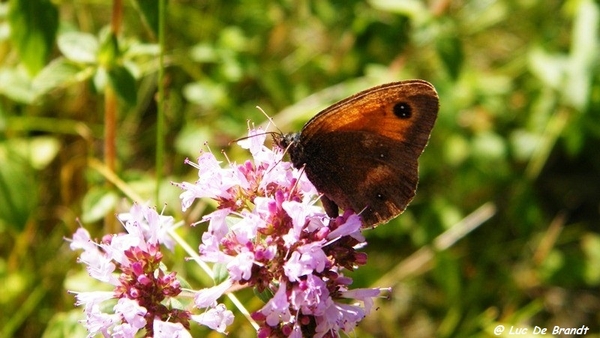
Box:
[265,133,296,175]
[256,105,284,134]
[229,130,279,145]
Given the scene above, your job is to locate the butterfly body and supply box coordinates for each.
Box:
[276,80,439,227]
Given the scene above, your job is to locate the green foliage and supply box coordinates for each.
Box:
[7,0,58,75]
[131,0,160,38]
[1,0,599,337]
[0,148,37,232]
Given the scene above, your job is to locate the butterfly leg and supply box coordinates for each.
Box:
[321,195,340,219]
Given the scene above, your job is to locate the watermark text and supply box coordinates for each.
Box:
[493,324,591,336]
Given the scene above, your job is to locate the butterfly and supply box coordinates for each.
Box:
[274,80,439,227]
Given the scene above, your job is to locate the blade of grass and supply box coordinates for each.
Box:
[374,202,496,287]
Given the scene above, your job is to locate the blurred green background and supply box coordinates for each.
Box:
[1,0,599,337]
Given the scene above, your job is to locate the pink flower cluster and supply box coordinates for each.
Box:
[68,126,384,337]
[68,204,233,337]
[174,128,383,337]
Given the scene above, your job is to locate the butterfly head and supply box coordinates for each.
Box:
[273,132,305,169]
[272,132,298,147]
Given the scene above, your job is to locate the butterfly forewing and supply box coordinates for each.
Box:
[284,80,439,227]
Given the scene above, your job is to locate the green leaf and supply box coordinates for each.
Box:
[183,80,226,109]
[190,43,219,63]
[254,285,275,304]
[41,310,89,338]
[124,42,161,59]
[436,31,464,80]
[32,58,94,97]
[582,233,600,285]
[472,131,507,161]
[57,32,99,64]
[0,144,38,232]
[93,66,108,92]
[369,0,430,25]
[0,136,60,170]
[527,46,567,89]
[98,30,119,68]
[564,0,599,110]
[212,263,229,284]
[0,67,34,103]
[107,65,138,106]
[81,187,120,223]
[131,0,160,38]
[7,0,58,75]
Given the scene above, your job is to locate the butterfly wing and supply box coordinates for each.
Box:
[293,80,439,227]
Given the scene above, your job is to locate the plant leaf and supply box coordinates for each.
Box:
[7,0,59,75]
[58,31,99,64]
[107,65,138,107]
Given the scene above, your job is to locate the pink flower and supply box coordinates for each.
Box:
[194,279,233,308]
[70,227,95,252]
[340,287,383,314]
[203,208,231,240]
[227,249,255,281]
[70,125,388,338]
[153,320,192,338]
[198,231,230,263]
[117,203,176,251]
[291,274,330,316]
[281,200,324,246]
[315,301,366,337]
[80,248,118,285]
[190,303,234,333]
[176,152,241,210]
[259,281,292,326]
[230,211,263,245]
[68,204,190,337]
[114,298,147,330]
[112,322,140,338]
[237,127,276,165]
[173,127,385,337]
[283,241,327,282]
[84,304,119,337]
[327,213,363,242]
[71,291,114,312]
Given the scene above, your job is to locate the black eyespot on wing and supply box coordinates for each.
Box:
[393,102,412,119]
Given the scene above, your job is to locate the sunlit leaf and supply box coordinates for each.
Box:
[564,0,599,110]
[582,234,600,285]
[369,0,430,24]
[98,30,119,68]
[81,187,120,223]
[32,58,95,97]
[527,47,567,90]
[58,32,99,64]
[183,81,226,109]
[0,136,60,170]
[0,67,34,103]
